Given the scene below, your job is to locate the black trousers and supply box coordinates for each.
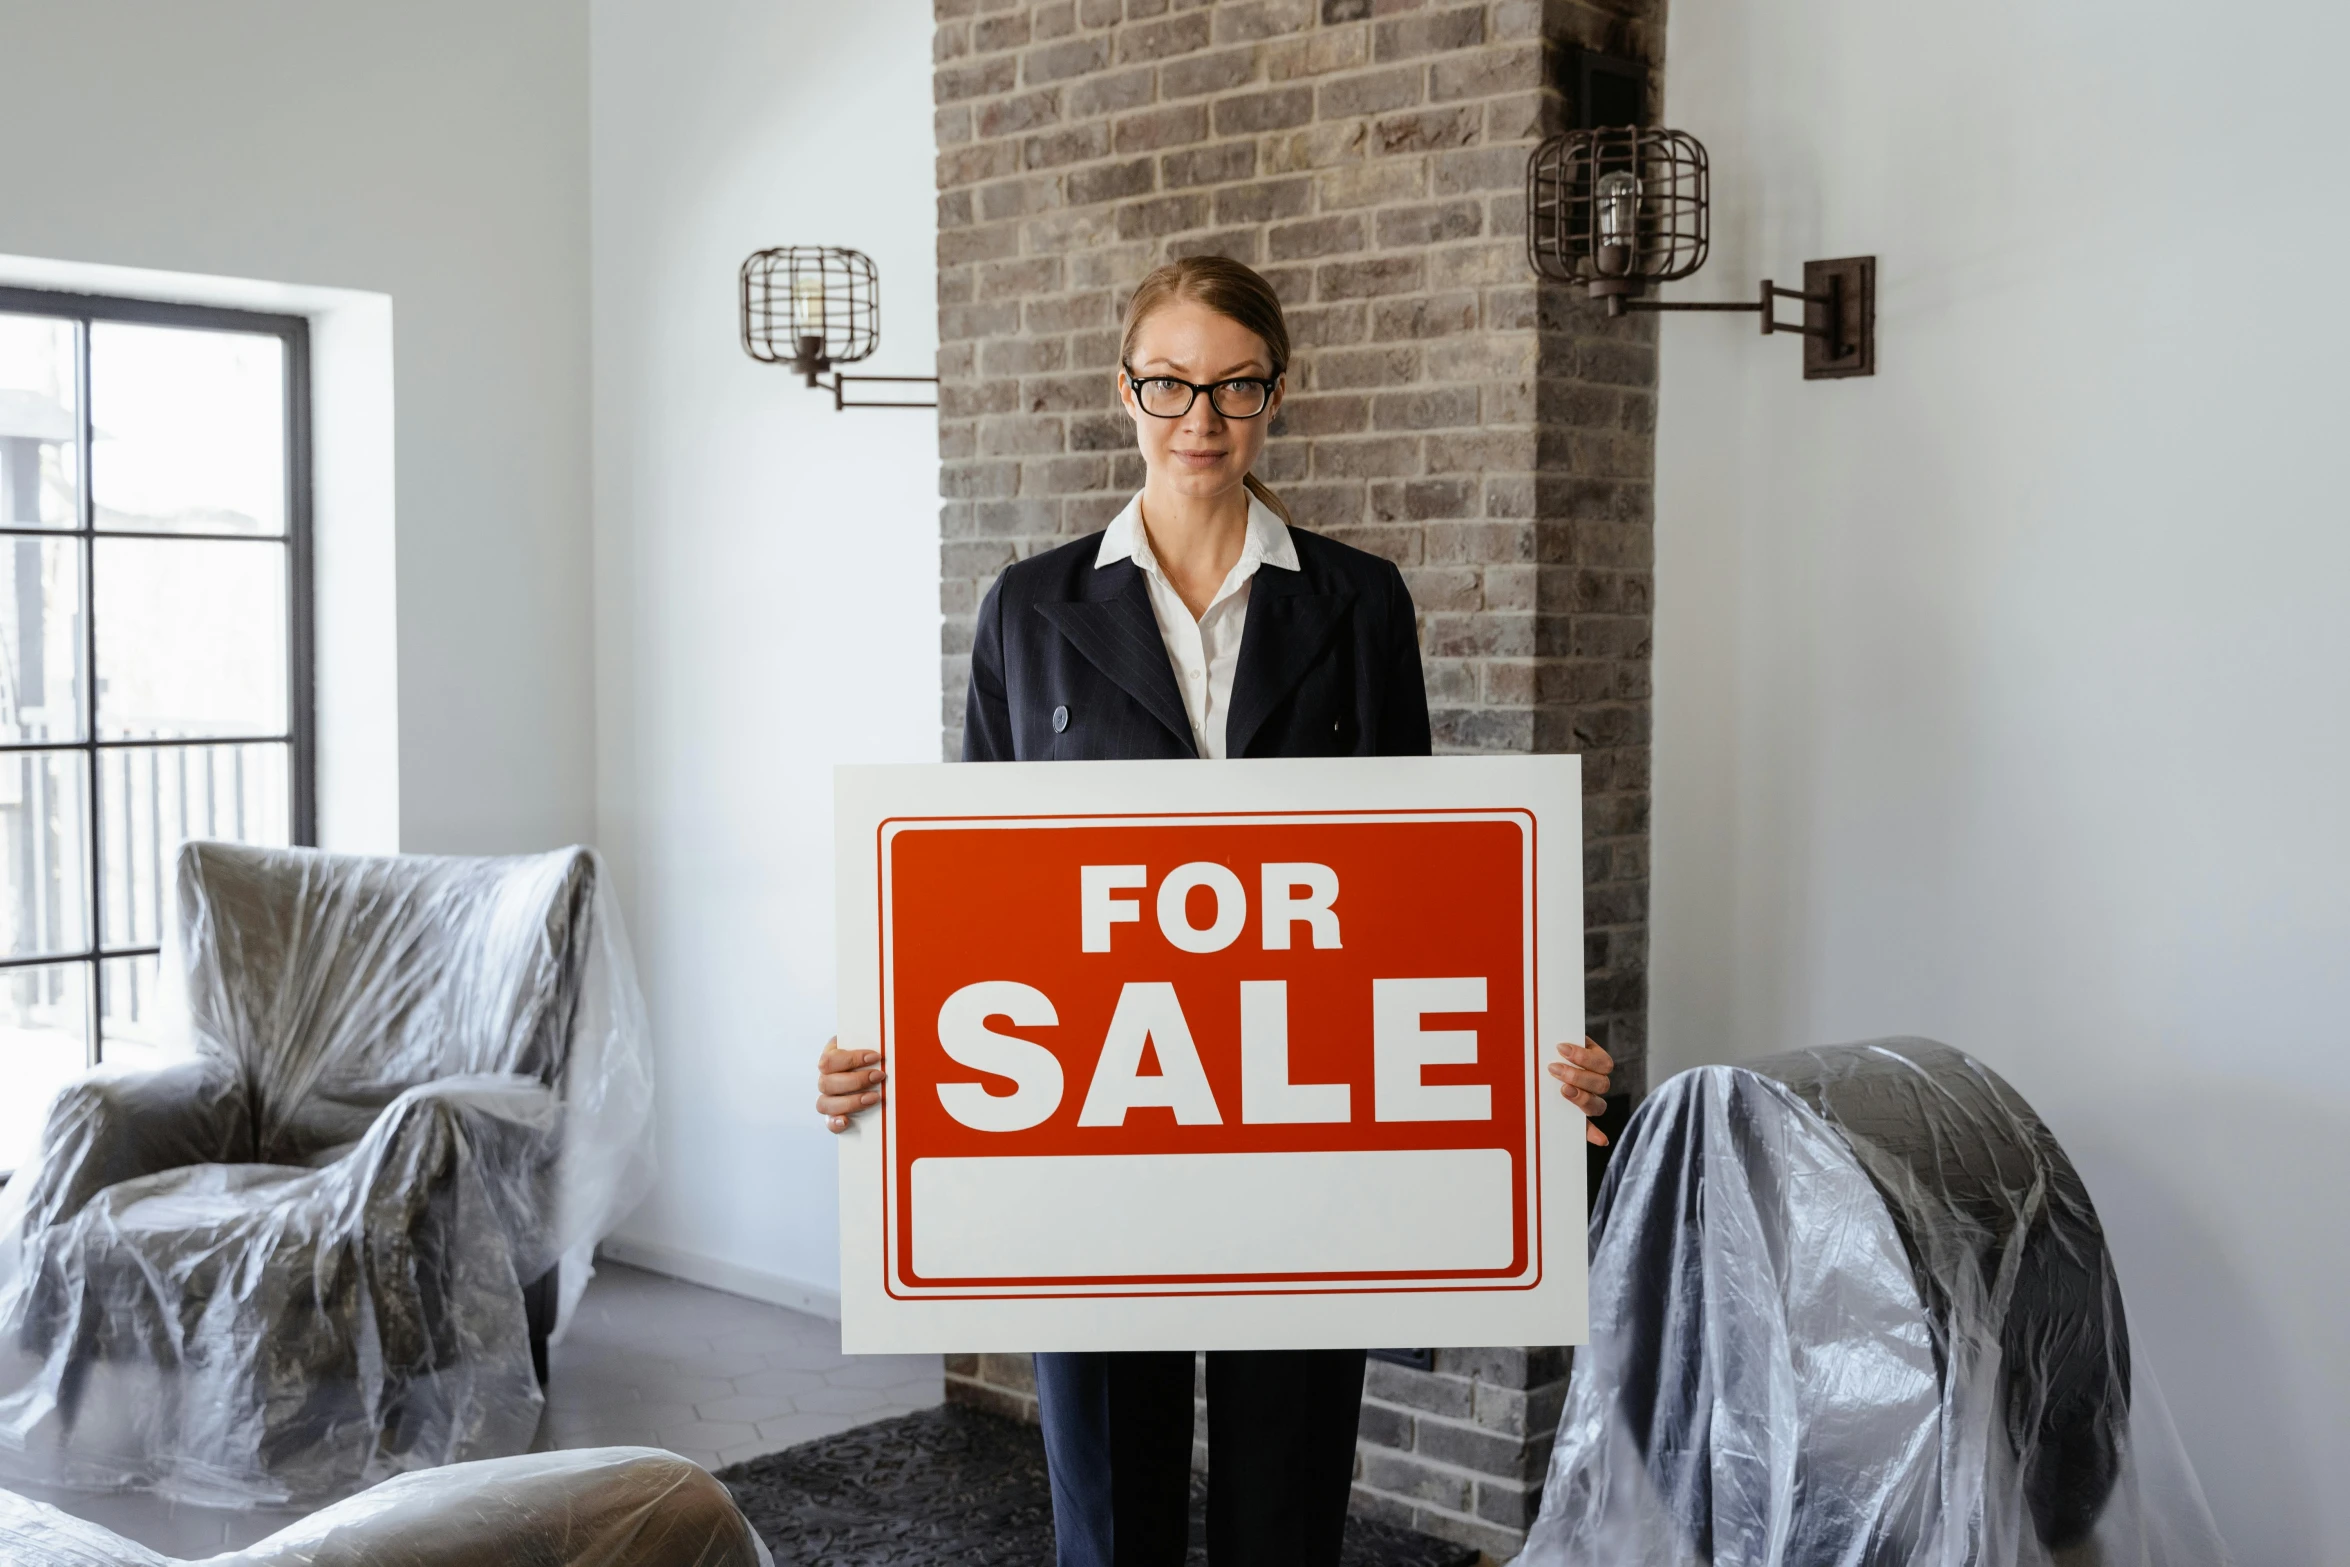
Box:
[1033,1348,1368,1567]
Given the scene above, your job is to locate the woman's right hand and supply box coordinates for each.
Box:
[816,1036,886,1133]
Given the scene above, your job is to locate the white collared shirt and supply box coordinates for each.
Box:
[1095,491,1299,759]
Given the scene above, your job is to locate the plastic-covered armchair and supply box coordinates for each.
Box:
[0,1445,770,1567]
[1522,1037,2229,1567]
[0,843,656,1505]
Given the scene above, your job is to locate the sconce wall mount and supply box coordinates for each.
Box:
[1527,126,1875,380]
[740,245,938,410]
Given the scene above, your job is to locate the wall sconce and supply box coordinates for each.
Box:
[1526,127,1875,379]
[739,245,938,409]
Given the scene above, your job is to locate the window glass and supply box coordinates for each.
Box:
[0,536,85,743]
[91,322,285,536]
[0,749,91,961]
[0,313,78,530]
[0,963,89,1173]
[100,953,184,1073]
[99,741,289,949]
[95,536,288,740]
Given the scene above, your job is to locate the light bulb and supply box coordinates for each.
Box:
[1595,169,1639,276]
[791,273,827,339]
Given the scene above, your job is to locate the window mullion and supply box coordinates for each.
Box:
[75,312,100,1067]
[285,323,315,848]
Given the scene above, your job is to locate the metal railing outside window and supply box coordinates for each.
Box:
[0,287,313,1169]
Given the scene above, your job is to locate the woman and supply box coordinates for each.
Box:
[817,257,1615,1566]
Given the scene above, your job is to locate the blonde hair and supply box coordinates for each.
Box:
[1119,256,1295,526]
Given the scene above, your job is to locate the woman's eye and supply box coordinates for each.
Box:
[1146,379,1183,395]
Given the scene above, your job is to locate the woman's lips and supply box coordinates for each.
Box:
[1172,448,1227,465]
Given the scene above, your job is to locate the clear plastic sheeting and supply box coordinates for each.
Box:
[0,843,657,1505]
[0,1446,772,1567]
[1523,1037,2230,1567]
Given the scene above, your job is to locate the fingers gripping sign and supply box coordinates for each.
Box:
[1550,1036,1617,1146]
[817,1039,886,1133]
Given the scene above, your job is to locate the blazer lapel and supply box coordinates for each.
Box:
[1227,564,1354,758]
[1034,560,1198,756]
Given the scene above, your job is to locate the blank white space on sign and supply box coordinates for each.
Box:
[909,1149,1515,1280]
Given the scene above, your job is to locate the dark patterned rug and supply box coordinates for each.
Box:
[713,1405,1478,1566]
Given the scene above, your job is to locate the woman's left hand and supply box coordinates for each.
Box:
[1550,1036,1617,1146]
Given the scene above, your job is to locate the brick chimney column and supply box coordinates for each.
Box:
[932,1,1660,1555]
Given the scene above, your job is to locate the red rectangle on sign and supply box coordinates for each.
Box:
[877,810,1539,1300]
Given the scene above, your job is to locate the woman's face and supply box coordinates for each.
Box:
[1118,297,1285,503]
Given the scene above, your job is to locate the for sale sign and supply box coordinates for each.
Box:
[835,756,1586,1352]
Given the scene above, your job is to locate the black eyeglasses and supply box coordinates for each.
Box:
[1122,363,1282,420]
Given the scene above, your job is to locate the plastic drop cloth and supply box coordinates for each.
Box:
[1522,1037,2230,1567]
[0,842,657,1506]
[0,1446,771,1567]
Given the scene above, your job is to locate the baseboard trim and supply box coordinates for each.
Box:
[596,1237,843,1321]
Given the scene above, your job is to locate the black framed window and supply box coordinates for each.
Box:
[0,287,312,1169]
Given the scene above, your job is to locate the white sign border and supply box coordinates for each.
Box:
[879,809,1539,1299]
[835,754,1587,1354]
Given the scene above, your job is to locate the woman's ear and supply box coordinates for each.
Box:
[1266,372,1286,419]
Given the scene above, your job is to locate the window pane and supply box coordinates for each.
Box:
[0,749,91,960]
[101,953,185,1073]
[1,536,86,744]
[0,313,79,531]
[99,741,288,949]
[95,537,287,739]
[0,961,90,1173]
[91,322,284,537]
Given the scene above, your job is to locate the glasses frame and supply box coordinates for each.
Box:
[1120,363,1283,421]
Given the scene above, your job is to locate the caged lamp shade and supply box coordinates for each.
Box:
[1527,126,1710,300]
[741,246,880,385]
[1522,120,1876,378]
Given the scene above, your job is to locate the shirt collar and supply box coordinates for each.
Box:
[1095,490,1299,577]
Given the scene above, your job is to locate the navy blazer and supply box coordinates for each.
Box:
[963,524,1432,762]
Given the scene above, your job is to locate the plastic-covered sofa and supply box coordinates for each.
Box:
[0,843,656,1506]
[1522,1037,2230,1567]
[0,1446,769,1567]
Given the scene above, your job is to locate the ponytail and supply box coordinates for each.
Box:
[1243,471,1295,527]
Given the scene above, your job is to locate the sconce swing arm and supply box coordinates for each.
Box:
[802,365,939,412]
[1620,267,1870,365]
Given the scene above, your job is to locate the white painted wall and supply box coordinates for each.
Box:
[590,0,938,1309]
[0,1,597,855]
[1650,3,2350,1562]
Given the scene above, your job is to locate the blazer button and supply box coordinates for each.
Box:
[1052,704,1070,733]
